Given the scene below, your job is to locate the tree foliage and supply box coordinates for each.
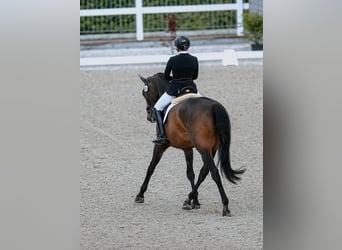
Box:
[243,11,263,44]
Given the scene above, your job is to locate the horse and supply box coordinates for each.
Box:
[135,72,246,216]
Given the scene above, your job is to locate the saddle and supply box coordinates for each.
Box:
[171,93,200,105]
[178,86,197,96]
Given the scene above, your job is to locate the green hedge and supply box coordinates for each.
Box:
[80,0,242,34]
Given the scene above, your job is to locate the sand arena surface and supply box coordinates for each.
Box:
[81,65,263,249]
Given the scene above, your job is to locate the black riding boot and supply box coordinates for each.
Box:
[153,109,169,145]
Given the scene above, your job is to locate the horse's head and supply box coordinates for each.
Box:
[139,73,169,123]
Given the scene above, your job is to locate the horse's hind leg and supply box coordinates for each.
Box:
[201,151,231,216]
[182,148,196,210]
[135,145,167,203]
[187,150,216,209]
[188,164,210,208]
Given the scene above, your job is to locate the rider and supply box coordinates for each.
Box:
[153,35,199,145]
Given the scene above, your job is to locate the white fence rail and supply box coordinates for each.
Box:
[80,0,249,40]
[80,50,263,67]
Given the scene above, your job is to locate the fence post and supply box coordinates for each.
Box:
[236,0,244,36]
[136,0,144,40]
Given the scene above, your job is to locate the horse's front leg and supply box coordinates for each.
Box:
[185,151,216,209]
[182,148,199,210]
[187,164,210,209]
[135,145,168,203]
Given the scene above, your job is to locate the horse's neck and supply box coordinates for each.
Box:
[158,88,167,96]
[152,73,169,96]
[157,83,168,96]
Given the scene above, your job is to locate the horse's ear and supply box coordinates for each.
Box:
[138,74,147,84]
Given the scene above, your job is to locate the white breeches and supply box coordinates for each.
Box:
[154,93,175,111]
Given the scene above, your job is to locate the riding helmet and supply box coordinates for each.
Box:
[174,36,190,50]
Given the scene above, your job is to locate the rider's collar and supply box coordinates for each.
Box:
[178,51,189,54]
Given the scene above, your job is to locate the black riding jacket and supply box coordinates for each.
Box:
[164,52,198,96]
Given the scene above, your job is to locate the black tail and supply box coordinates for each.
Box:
[211,103,246,184]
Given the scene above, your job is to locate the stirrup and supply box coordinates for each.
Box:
[152,136,169,145]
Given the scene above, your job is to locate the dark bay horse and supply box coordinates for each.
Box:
[135,73,245,216]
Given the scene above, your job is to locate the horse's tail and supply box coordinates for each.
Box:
[211,103,246,184]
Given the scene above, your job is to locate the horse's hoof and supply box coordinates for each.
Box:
[222,209,231,217]
[182,199,192,210]
[182,204,192,210]
[192,204,201,209]
[135,196,144,203]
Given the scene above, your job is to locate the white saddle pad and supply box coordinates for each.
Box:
[163,93,201,123]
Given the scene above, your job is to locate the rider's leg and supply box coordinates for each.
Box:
[153,93,174,145]
[154,92,174,111]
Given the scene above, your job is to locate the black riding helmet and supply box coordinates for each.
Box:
[174,36,190,50]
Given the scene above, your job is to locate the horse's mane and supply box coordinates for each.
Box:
[153,72,165,78]
[149,72,169,94]
[148,72,166,84]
